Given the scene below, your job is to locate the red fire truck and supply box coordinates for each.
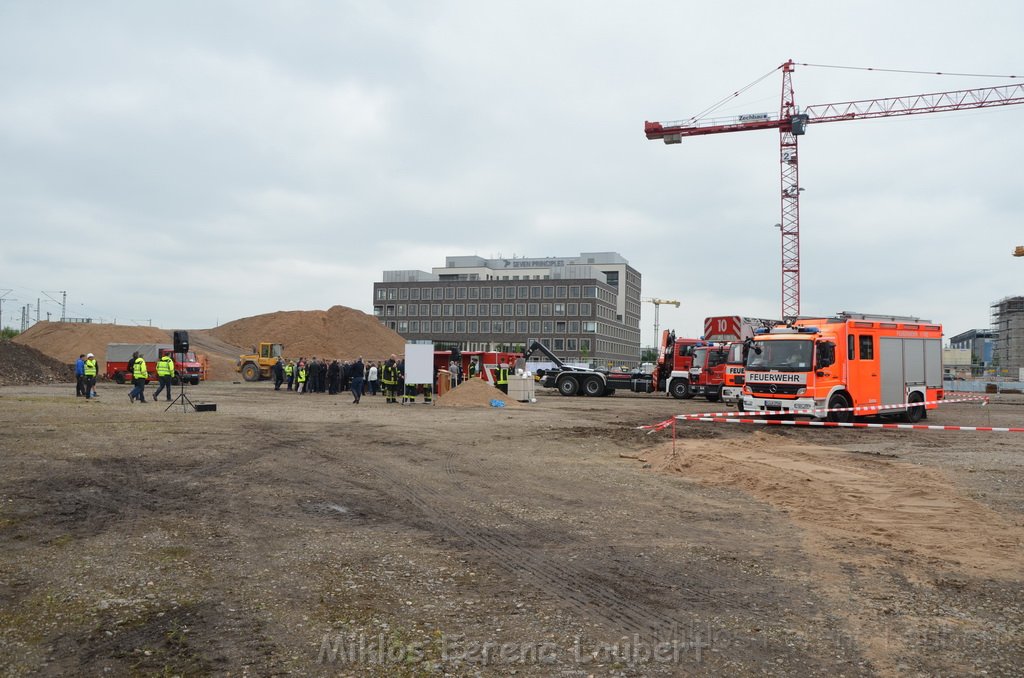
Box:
[701,316,778,406]
[741,312,944,422]
[105,343,204,385]
[433,349,522,387]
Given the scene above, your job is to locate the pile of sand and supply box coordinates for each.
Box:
[13,322,171,366]
[435,377,522,408]
[0,340,75,386]
[209,305,405,363]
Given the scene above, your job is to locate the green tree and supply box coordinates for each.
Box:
[1,327,19,340]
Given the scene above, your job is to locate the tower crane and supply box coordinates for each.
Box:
[643,297,680,348]
[645,60,1024,319]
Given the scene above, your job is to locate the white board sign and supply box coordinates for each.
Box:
[404,343,434,385]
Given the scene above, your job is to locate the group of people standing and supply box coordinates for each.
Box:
[269,354,432,404]
[75,353,99,399]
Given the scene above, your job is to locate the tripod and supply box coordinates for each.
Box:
[166,376,195,413]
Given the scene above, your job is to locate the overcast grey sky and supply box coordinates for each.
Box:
[2,1,1020,343]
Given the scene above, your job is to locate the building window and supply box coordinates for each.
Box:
[387,288,397,300]
[481,287,491,299]
[518,286,529,299]
[480,320,491,333]
[554,303,565,315]
[456,321,466,333]
[410,320,419,333]
[398,288,409,300]
[469,287,479,299]
[503,303,514,316]
[583,321,597,332]
[556,321,566,333]
[494,287,503,299]
[530,320,540,333]
[386,305,395,316]
[408,305,418,316]
[566,338,577,351]
[541,303,552,316]
[457,287,467,299]
[431,304,441,316]
[397,304,406,315]
[444,287,455,300]
[580,303,592,316]
[443,304,453,316]
[398,321,408,333]
[584,286,597,298]
[445,321,455,333]
[569,320,580,333]
[543,286,554,298]
[374,306,383,316]
[556,286,567,298]
[490,303,500,316]
[553,338,564,351]
[504,320,515,333]
[419,304,429,315]
[410,288,420,301]
[469,320,478,333]
[570,285,580,298]
[528,303,539,316]
[506,286,515,299]
[531,286,541,299]
[376,288,386,300]
[467,303,477,316]
[479,304,489,316]
[433,288,443,300]
[580,339,591,352]
[543,320,553,333]
[517,320,528,334]
[387,321,396,330]
[567,303,578,316]
[432,320,442,333]
[515,303,526,316]
[455,304,464,316]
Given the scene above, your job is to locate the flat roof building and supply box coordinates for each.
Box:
[373,252,642,368]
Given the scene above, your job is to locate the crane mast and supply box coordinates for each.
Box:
[645,61,1024,319]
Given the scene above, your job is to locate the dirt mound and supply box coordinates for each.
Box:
[13,321,170,366]
[0,340,76,386]
[209,305,405,362]
[435,377,521,408]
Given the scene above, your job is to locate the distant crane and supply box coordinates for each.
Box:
[645,60,1024,319]
[643,297,680,348]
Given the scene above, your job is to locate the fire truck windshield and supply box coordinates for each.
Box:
[726,343,745,364]
[746,339,813,372]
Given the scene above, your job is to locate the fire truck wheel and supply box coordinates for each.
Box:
[705,390,721,403]
[903,392,925,423]
[557,376,580,396]
[670,379,690,400]
[241,363,261,382]
[826,393,854,423]
[582,376,603,397]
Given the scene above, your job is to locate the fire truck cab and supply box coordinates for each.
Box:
[742,312,944,422]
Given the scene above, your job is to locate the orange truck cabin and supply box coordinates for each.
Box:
[741,312,943,422]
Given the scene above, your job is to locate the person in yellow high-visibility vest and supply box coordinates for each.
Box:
[496,363,509,394]
[83,353,98,400]
[153,353,175,402]
[129,352,149,403]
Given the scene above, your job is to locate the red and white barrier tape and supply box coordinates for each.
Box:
[684,417,1024,433]
[638,394,999,434]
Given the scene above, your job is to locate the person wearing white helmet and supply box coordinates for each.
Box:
[83,353,98,400]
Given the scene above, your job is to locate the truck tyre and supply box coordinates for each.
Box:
[705,388,722,403]
[826,393,854,423]
[582,376,604,397]
[902,392,925,423]
[191,377,200,386]
[113,371,125,385]
[241,363,261,382]
[670,379,691,400]
[557,376,580,396]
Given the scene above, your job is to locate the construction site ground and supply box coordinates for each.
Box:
[1,383,1021,677]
